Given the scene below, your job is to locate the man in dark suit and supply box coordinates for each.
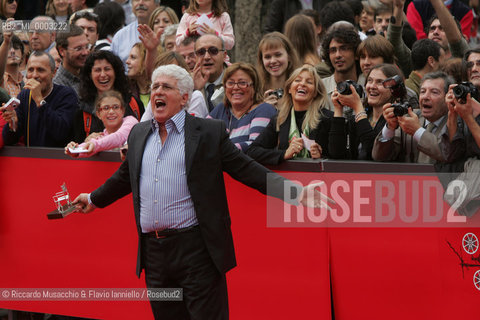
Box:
[193,34,226,112]
[73,64,330,319]
[372,71,454,163]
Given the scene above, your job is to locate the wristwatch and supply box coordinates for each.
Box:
[390,15,396,24]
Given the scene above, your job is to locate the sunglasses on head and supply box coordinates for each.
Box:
[195,46,225,57]
[74,10,99,20]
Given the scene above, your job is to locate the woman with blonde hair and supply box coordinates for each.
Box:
[126,42,150,108]
[148,6,179,40]
[45,0,71,23]
[0,0,17,19]
[247,64,332,165]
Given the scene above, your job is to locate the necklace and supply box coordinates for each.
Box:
[368,114,378,128]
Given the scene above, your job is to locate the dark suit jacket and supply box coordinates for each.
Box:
[90,112,290,277]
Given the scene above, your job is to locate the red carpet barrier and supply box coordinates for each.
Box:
[0,147,331,319]
[0,147,479,319]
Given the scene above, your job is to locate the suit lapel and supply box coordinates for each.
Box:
[129,121,152,230]
[133,121,152,180]
[184,113,200,175]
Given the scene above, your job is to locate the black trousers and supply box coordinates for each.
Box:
[143,228,229,320]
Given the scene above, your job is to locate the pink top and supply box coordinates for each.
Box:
[77,115,138,157]
[176,12,234,50]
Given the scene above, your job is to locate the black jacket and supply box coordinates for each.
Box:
[247,109,332,165]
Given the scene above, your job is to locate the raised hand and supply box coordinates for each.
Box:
[138,24,159,52]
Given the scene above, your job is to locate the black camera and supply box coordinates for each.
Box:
[392,101,411,117]
[453,82,479,103]
[337,80,364,97]
[269,88,284,99]
[383,75,406,100]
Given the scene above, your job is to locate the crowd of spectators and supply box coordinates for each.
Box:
[0,0,480,191]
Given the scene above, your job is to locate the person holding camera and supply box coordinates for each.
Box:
[321,27,362,110]
[373,71,453,163]
[440,80,480,216]
[257,32,300,108]
[329,64,401,160]
[441,81,480,163]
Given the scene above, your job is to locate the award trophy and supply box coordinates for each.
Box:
[47,183,78,219]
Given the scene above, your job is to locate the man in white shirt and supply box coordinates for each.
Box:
[111,0,159,69]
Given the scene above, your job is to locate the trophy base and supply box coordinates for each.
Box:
[47,205,77,219]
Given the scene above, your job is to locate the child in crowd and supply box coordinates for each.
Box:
[65,90,138,158]
[176,0,234,60]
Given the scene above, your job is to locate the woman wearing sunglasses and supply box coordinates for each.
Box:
[0,0,16,20]
[208,62,276,152]
[247,64,332,164]
[0,0,18,20]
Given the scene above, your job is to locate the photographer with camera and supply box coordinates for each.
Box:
[442,81,480,163]
[440,79,480,216]
[329,64,401,160]
[373,71,453,163]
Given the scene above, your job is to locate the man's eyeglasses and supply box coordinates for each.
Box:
[225,80,252,89]
[98,104,122,112]
[68,44,92,52]
[195,47,225,57]
[151,83,178,92]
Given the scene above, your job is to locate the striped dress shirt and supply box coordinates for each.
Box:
[139,110,198,232]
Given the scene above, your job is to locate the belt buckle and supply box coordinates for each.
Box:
[154,230,167,239]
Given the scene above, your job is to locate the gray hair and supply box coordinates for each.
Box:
[151,64,193,106]
[161,24,178,47]
[30,50,56,72]
[32,15,55,23]
[421,71,455,94]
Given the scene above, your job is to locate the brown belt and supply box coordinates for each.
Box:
[143,225,199,239]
